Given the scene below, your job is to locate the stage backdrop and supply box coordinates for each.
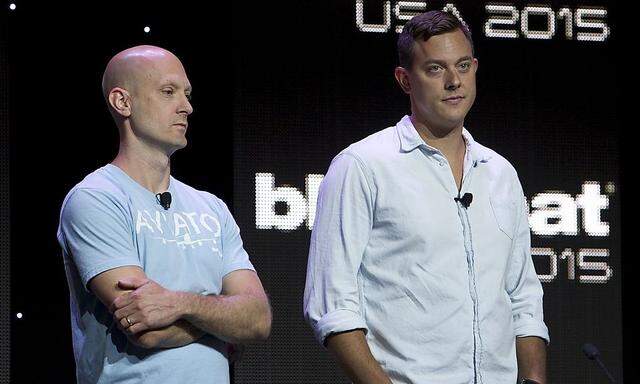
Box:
[7,1,620,383]
[232,1,620,383]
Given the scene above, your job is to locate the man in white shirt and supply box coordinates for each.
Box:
[304,10,548,384]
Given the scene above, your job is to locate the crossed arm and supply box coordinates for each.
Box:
[89,266,272,349]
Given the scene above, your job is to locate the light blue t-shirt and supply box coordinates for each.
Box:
[57,164,255,384]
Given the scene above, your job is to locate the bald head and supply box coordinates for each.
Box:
[100,45,193,153]
[101,45,181,101]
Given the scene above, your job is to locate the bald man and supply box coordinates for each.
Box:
[57,45,271,383]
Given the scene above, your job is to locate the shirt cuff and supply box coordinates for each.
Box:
[514,313,550,344]
[314,309,368,346]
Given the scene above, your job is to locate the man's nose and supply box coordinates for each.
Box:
[444,69,461,91]
[180,97,194,115]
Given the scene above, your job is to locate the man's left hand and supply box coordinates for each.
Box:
[111,277,185,335]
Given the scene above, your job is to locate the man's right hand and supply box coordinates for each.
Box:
[326,329,393,384]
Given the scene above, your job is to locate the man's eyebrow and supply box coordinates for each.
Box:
[421,56,473,67]
[160,81,192,92]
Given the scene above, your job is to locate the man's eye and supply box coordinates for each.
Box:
[427,66,442,73]
[186,94,192,101]
[458,62,471,71]
[163,89,174,95]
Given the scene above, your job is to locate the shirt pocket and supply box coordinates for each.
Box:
[489,195,517,240]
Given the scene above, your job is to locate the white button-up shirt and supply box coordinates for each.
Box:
[304,116,549,384]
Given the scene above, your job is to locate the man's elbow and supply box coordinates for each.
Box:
[252,306,272,341]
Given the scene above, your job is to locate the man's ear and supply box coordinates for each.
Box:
[394,67,411,94]
[108,87,132,118]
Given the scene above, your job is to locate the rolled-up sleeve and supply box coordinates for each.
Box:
[303,152,374,346]
[506,178,550,344]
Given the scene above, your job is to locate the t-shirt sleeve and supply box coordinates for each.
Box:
[58,188,142,289]
[218,200,255,277]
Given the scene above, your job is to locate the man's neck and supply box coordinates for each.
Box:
[410,114,466,163]
[112,143,171,194]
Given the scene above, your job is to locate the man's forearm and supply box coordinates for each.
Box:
[516,336,547,383]
[128,319,205,349]
[326,329,392,384]
[111,274,271,344]
[178,291,271,344]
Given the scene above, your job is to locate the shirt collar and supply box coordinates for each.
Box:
[396,115,491,164]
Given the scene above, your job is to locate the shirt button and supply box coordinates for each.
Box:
[439,162,444,167]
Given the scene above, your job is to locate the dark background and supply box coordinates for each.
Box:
[5,1,629,383]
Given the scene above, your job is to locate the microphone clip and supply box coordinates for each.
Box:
[156,191,172,210]
[454,192,473,208]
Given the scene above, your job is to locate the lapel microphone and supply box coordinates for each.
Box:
[454,192,473,208]
[156,191,172,210]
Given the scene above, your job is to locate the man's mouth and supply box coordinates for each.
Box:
[442,95,465,105]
